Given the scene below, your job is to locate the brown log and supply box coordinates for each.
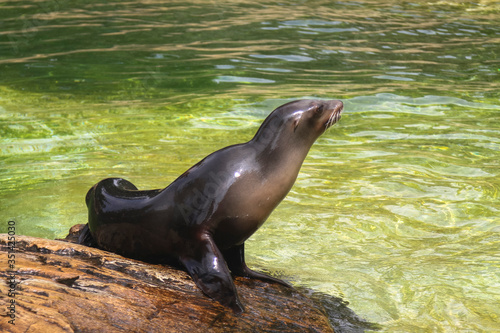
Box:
[0,228,334,332]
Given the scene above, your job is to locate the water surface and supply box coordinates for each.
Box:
[1,0,499,331]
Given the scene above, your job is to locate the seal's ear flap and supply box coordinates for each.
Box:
[293,114,302,132]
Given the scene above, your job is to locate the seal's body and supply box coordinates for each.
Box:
[80,99,343,312]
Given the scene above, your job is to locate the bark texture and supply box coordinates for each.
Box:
[0,227,333,332]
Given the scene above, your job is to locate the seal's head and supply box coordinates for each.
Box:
[252,99,343,152]
[288,99,343,136]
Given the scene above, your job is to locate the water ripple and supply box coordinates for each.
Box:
[1,1,499,331]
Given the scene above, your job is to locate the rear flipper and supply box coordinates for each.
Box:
[180,236,245,313]
[78,223,97,247]
[83,178,139,248]
[222,243,292,288]
[86,178,139,207]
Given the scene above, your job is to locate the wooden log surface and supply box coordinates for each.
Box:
[0,226,335,332]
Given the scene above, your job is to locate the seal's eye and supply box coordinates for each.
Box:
[315,105,324,115]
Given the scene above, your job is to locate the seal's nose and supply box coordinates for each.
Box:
[329,100,343,114]
[323,100,343,129]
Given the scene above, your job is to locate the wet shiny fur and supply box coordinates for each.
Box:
[80,99,343,312]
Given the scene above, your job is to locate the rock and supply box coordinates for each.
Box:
[0,229,334,332]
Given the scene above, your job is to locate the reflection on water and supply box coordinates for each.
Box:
[1,1,499,331]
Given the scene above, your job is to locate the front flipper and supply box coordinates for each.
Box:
[179,236,244,313]
[222,243,292,288]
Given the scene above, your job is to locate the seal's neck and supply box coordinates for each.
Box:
[248,140,310,196]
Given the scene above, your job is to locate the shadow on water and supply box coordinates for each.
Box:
[299,287,382,333]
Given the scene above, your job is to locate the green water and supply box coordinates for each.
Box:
[1,0,499,331]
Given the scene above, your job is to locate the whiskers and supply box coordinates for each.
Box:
[325,106,343,129]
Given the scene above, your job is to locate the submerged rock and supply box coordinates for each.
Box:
[0,227,334,332]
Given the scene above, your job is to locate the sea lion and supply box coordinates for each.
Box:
[79,99,343,313]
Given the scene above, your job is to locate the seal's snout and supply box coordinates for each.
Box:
[334,100,343,113]
[324,100,343,129]
[329,100,343,115]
